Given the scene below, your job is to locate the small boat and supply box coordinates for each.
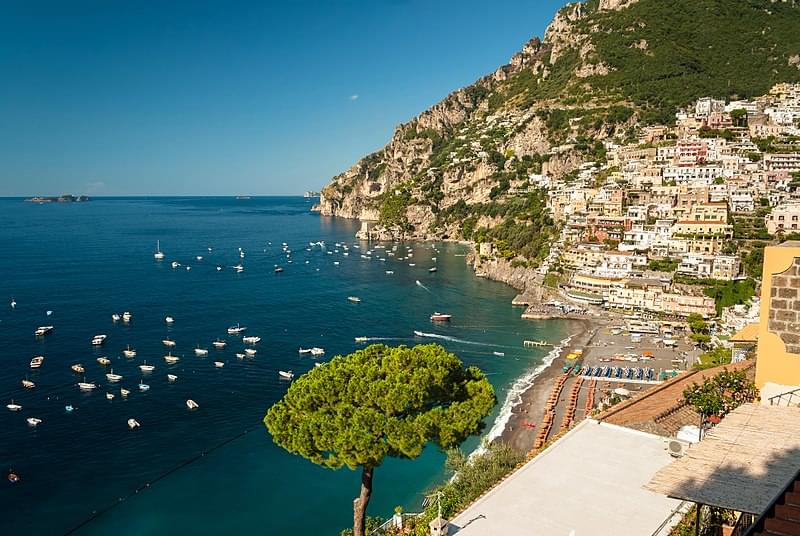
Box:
[278,370,294,380]
[298,348,312,355]
[164,353,180,364]
[186,399,199,410]
[227,324,247,335]
[216,266,222,271]
[493,351,505,357]
[105,392,115,400]
[429,267,437,273]
[139,362,155,372]
[97,356,111,366]
[347,296,361,303]
[34,325,54,337]
[154,240,165,260]
[409,263,416,267]
[7,401,22,411]
[234,352,244,359]
[138,381,150,392]
[234,264,244,273]
[65,405,74,412]
[212,339,227,349]
[185,266,191,271]
[30,356,44,369]
[71,364,85,374]
[274,266,284,273]
[354,337,368,343]
[242,336,261,344]
[385,270,394,274]
[413,330,425,337]
[122,312,132,323]
[196,255,203,261]
[214,361,225,368]
[10,298,17,309]
[91,334,107,346]
[120,388,130,397]
[167,374,178,382]
[106,369,123,382]
[127,418,140,429]
[165,316,175,324]
[27,417,42,426]
[244,348,257,356]
[123,345,136,358]
[162,338,177,347]
[21,379,35,389]
[112,313,121,322]
[310,347,325,356]
[194,347,209,357]
[171,261,180,269]
[78,381,97,391]
[430,313,452,322]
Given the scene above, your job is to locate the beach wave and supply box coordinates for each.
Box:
[473,334,573,455]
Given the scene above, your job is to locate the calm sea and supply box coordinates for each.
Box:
[0,197,567,535]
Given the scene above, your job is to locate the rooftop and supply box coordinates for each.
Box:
[447,420,682,535]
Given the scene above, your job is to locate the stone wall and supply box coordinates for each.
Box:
[768,257,800,354]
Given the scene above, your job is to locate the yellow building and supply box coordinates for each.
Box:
[756,241,800,402]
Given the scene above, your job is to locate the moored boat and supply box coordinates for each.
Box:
[186,399,199,410]
[112,313,121,322]
[30,356,44,369]
[154,240,165,260]
[212,339,227,349]
[164,353,180,364]
[97,356,111,366]
[347,296,361,303]
[105,392,114,400]
[106,369,123,382]
[162,337,176,347]
[78,381,97,391]
[242,335,261,344]
[138,381,150,392]
[139,361,155,372]
[27,417,42,426]
[127,418,140,429]
[227,323,247,335]
[7,400,22,411]
[71,364,85,374]
[167,374,178,382]
[122,345,136,358]
[91,334,107,346]
[214,361,225,368]
[122,311,132,323]
[278,370,294,380]
[34,325,54,337]
[310,347,325,356]
[165,316,175,324]
[21,379,35,389]
[194,347,209,357]
[244,348,256,356]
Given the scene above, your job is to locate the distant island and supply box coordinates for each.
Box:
[25,194,90,203]
[303,191,320,198]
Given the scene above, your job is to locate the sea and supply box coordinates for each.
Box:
[0,197,569,535]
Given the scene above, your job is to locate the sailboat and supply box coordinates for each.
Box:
[154,240,165,260]
[106,369,123,382]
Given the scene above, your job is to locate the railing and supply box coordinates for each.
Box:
[369,513,422,535]
[730,512,757,536]
[768,386,800,406]
[649,501,692,536]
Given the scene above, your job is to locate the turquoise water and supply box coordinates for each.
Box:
[0,197,567,535]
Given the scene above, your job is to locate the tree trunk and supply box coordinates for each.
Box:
[353,466,374,536]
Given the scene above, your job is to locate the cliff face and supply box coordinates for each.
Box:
[318,0,800,247]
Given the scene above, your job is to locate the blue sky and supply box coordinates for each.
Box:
[0,0,567,196]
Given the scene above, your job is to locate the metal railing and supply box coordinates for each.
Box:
[369,513,422,536]
[649,501,692,536]
[768,386,800,406]
[730,512,757,536]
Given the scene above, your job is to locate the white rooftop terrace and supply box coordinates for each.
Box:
[448,420,682,535]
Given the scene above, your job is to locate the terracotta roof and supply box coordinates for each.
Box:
[598,360,754,435]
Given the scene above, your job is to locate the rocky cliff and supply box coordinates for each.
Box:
[318,0,800,260]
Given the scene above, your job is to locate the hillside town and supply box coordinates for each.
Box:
[492,83,800,331]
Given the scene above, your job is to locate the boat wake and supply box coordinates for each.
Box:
[413,331,503,348]
[472,334,573,456]
[415,280,431,293]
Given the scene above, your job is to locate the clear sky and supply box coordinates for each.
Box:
[0,0,568,196]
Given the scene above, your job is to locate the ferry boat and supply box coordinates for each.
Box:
[30,356,44,369]
[34,325,54,337]
[227,324,247,335]
[430,313,452,322]
[154,240,165,260]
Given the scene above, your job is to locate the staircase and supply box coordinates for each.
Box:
[747,476,800,535]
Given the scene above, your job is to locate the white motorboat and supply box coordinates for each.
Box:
[10,298,16,308]
[164,353,180,364]
[106,392,115,400]
[138,381,150,392]
[227,324,247,334]
[186,399,199,410]
[27,417,42,426]
[196,255,203,261]
[244,348,257,356]
[122,345,136,358]
[167,374,178,382]
[21,379,35,389]
[278,370,294,380]
[165,316,175,324]
[171,261,180,269]
[216,266,222,271]
[212,339,227,349]
[347,296,361,303]
[122,312,132,323]
[154,240,165,260]
[493,351,505,357]
[298,348,312,355]
[30,356,44,369]
[127,418,140,429]
[139,362,155,372]
[242,336,261,344]
[7,401,22,411]
[91,334,107,346]
[385,270,394,274]
[78,381,97,391]
[235,352,245,359]
[106,369,123,382]
[71,364,85,374]
[234,264,244,273]
[34,325,54,337]
[111,313,121,322]
[194,347,209,357]
[354,337,368,343]
[214,361,225,368]
[310,347,325,357]
[162,338,176,347]
[120,388,130,397]
[97,356,111,366]
[428,267,437,272]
